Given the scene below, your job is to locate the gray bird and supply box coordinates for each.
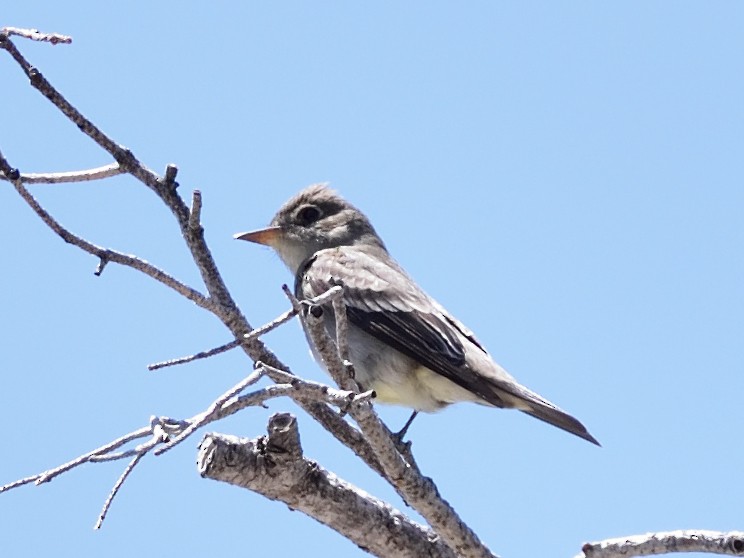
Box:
[235,184,599,445]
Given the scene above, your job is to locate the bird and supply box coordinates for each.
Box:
[235,184,599,445]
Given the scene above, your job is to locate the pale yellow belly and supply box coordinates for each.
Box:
[370,364,484,412]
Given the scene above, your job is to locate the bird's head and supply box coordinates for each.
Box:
[235,184,387,274]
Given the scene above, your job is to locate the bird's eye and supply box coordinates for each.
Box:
[296,205,323,226]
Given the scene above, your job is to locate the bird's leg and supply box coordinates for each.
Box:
[393,410,419,442]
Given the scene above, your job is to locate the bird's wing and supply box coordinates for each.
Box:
[297,246,600,446]
[296,246,510,405]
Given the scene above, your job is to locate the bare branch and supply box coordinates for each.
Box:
[0,149,216,311]
[154,368,268,456]
[1,419,158,493]
[148,286,343,371]
[199,415,458,558]
[148,339,242,371]
[95,452,145,529]
[331,289,359,389]
[254,362,375,411]
[283,284,360,395]
[0,38,150,185]
[0,363,371,501]
[0,369,384,531]
[578,530,744,557]
[0,26,72,45]
[0,162,125,184]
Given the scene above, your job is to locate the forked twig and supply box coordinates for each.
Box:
[154,368,267,456]
[0,149,215,311]
[149,285,345,371]
[95,452,145,529]
[1,362,371,527]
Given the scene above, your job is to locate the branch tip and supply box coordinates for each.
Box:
[1,27,72,45]
[163,164,178,184]
[189,190,202,231]
[95,255,109,276]
[95,452,145,529]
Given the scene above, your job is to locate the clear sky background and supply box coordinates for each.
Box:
[2,3,742,558]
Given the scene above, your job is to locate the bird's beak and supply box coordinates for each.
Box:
[233,226,283,247]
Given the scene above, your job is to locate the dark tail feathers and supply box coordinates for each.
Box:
[522,404,600,446]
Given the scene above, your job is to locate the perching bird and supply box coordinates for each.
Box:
[235,184,599,445]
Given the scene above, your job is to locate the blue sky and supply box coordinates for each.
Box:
[2,3,742,557]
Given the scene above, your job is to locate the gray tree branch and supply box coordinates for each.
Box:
[199,414,457,558]
[577,530,744,557]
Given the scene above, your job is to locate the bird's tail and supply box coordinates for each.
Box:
[522,402,600,446]
[496,383,600,446]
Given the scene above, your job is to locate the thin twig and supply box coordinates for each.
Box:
[283,284,358,393]
[93,419,175,529]
[0,162,124,184]
[331,287,358,390]
[94,452,145,529]
[305,308,358,393]
[148,286,343,371]
[155,364,376,457]
[0,417,189,493]
[282,283,345,312]
[1,368,371,504]
[255,362,375,409]
[0,27,72,45]
[148,306,299,370]
[0,426,149,493]
[34,426,152,486]
[0,149,215,312]
[330,288,350,363]
[148,339,242,371]
[155,368,266,456]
